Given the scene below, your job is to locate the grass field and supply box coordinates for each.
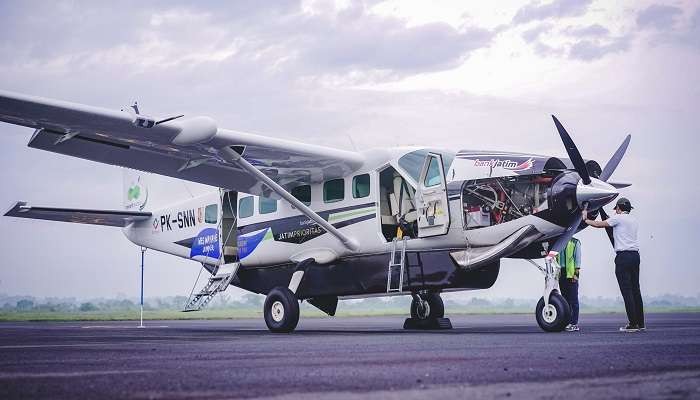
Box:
[1,305,697,322]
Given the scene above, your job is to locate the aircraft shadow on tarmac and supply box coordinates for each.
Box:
[172,326,546,336]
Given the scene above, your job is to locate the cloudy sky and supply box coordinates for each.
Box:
[0,0,698,304]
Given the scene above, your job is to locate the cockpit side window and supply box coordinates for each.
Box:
[423,156,443,187]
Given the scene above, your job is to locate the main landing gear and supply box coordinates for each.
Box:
[404,292,452,330]
[264,287,300,333]
[263,259,313,333]
[527,257,572,332]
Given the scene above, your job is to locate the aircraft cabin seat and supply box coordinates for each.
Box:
[390,175,417,223]
[380,186,397,225]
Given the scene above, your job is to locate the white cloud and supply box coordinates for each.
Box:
[512,0,593,24]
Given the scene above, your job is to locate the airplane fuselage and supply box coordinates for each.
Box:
[122,146,601,300]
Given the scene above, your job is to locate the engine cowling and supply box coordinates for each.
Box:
[549,170,618,223]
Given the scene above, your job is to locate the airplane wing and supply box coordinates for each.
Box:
[0,90,365,197]
[4,202,151,227]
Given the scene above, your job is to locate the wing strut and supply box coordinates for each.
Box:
[219,147,360,252]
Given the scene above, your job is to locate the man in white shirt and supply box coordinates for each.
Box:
[583,197,644,332]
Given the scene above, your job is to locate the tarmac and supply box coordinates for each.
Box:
[1,312,699,399]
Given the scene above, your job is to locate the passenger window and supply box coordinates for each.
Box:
[205,204,218,224]
[424,157,442,187]
[324,179,345,203]
[352,174,370,198]
[291,185,311,205]
[239,196,254,218]
[259,197,277,214]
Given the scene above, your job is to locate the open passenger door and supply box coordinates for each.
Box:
[416,153,450,237]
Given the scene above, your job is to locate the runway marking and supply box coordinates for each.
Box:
[0,341,183,349]
[0,370,153,379]
[81,325,169,329]
[0,343,123,349]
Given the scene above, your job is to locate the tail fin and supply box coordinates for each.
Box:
[123,169,150,211]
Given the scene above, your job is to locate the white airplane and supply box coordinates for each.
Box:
[0,90,630,332]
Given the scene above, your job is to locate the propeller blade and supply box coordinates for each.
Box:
[598,208,615,247]
[599,134,631,182]
[549,214,583,257]
[608,181,631,189]
[552,115,591,184]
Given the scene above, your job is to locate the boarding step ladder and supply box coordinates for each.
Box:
[183,262,239,312]
[387,237,407,292]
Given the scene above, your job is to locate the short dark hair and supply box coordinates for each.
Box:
[615,197,633,212]
[617,203,631,212]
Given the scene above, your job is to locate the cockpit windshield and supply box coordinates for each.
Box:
[397,149,455,183]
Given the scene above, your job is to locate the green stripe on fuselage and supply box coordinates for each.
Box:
[328,207,375,223]
[263,228,274,241]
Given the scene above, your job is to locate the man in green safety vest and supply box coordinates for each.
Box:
[556,237,581,332]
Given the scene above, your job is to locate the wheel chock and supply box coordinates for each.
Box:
[403,317,452,330]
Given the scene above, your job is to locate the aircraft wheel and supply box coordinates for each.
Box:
[535,292,571,332]
[264,287,300,333]
[410,293,444,320]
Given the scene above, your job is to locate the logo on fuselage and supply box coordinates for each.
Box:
[473,157,534,172]
[190,228,220,259]
[125,176,148,211]
[276,225,324,242]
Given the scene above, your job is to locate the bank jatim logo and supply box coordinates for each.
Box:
[510,158,534,171]
[473,157,534,172]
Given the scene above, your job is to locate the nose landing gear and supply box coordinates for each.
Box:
[527,257,572,332]
[536,292,571,332]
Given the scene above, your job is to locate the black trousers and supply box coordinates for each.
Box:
[615,251,644,327]
[559,274,579,325]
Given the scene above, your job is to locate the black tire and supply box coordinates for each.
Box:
[535,292,571,332]
[410,293,445,320]
[264,287,300,333]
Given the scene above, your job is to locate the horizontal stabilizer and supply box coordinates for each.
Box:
[4,201,151,227]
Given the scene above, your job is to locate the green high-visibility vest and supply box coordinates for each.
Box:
[556,238,579,279]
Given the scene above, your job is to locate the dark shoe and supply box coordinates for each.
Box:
[619,324,640,332]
